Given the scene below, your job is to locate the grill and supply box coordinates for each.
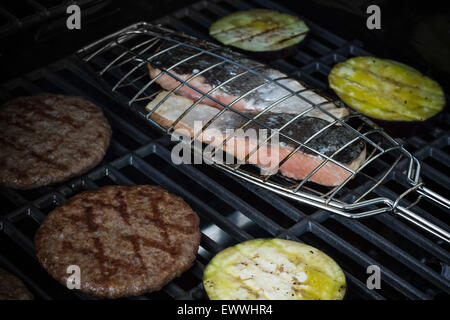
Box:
[0,0,449,300]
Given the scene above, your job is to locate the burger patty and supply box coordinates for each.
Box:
[0,268,33,300]
[0,93,112,189]
[34,185,201,299]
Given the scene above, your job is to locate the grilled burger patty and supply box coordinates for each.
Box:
[0,268,33,300]
[34,185,201,298]
[0,93,111,189]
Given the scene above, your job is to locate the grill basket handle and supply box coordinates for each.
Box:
[395,205,450,243]
[417,186,450,210]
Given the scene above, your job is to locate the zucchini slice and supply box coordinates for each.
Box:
[329,56,445,121]
[209,9,309,52]
[203,239,346,300]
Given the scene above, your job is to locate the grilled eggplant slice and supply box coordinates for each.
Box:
[329,56,445,121]
[209,9,309,53]
[203,239,346,300]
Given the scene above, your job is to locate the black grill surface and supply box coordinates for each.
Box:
[0,0,106,37]
[0,0,449,300]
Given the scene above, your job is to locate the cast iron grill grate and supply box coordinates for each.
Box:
[0,0,449,300]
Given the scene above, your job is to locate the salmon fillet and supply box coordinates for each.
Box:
[147,44,348,122]
[146,91,366,187]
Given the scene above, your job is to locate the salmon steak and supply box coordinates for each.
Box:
[146,91,366,187]
[147,42,348,122]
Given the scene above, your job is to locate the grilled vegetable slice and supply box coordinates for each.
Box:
[209,9,309,52]
[203,239,346,300]
[329,56,445,121]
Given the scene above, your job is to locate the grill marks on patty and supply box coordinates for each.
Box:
[34,185,201,298]
[65,190,185,276]
[0,93,111,189]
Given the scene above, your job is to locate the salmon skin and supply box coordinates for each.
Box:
[146,91,366,187]
[147,41,348,122]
